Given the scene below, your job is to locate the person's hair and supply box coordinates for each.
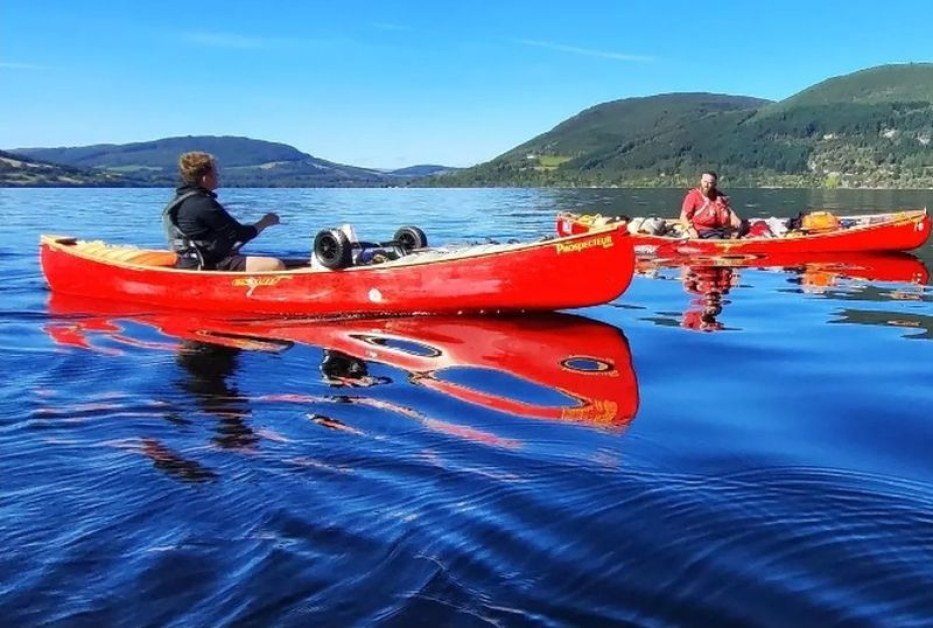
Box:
[701,171,718,181]
[178,151,216,184]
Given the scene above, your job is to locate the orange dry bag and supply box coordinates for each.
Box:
[801,211,841,232]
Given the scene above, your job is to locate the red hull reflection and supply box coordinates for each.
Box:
[635,252,929,332]
[641,251,929,286]
[46,295,639,429]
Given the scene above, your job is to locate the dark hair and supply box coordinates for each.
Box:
[702,171,718,181]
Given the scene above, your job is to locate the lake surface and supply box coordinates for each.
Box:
[2,186,932,626]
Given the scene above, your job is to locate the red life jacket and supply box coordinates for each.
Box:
[684,189,732,229]
[683,266,734,296]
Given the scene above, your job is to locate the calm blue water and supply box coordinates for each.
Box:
[2,187,932,626]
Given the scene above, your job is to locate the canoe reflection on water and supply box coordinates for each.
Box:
[635,252,929,333]
[767,252,929,289]
[45,294,640,437]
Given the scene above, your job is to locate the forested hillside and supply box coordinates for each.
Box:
[428,63,933,188]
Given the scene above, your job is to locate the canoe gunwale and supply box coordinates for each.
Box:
[40,230,619,275]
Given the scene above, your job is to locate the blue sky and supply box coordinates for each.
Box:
[2,0,931,169]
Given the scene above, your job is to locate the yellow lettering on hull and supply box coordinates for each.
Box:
[231,275,291,297]
[555,235,614,255]
[560,400,620,425]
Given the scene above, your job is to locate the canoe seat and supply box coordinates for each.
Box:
[72,241,178,267]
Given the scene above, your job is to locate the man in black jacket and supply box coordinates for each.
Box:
[164,151,284,271]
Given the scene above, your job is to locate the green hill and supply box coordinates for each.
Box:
[507,93,769,158]
[429,63,933,188]
[760,63,933,113]
[387,164,455,177]
[0,149,137,187]
[10,136,410,187]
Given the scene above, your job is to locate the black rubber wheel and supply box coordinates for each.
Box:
[321,350,368,380]
[313,228,352,269]
[393,226,428,253]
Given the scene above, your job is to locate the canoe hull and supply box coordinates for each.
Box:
[40,229,635,316]
[557,210,931,257]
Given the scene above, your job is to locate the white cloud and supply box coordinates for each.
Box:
[372,22,411,32]
[176,31,342,52]
[179,31,271,49]
[0,62,49,70]
[517,39,654,62]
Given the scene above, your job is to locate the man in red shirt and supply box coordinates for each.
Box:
[679,171,744,239]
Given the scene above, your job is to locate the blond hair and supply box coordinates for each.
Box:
[178,151,215,184]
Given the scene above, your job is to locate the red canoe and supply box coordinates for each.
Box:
[45,296,639,428]
[556,209,931,258]
[40,228,634,316]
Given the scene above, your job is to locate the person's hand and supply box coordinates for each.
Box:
[255,212,280,232]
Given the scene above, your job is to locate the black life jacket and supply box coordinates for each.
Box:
[162,191,210,269]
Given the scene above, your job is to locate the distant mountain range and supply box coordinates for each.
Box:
[3,136,454,187]
[0,149,134,187]
[5,63,933,188]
